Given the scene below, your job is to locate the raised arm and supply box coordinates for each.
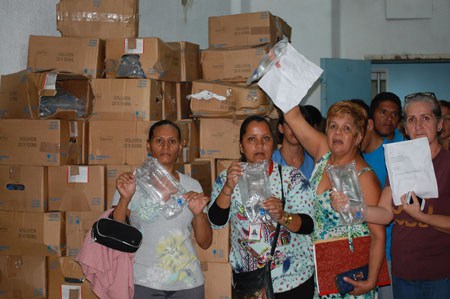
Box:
[284,106,329,162]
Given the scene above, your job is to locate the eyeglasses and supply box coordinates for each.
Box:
[404,92,436,101]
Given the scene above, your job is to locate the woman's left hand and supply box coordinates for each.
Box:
[186,191,210,216]
[262,197,284,222]
[344,277,376,296]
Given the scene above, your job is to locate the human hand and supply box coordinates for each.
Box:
[186,191,210,216]
[331,190,349,212]
[400,191,422,220]
[116,172,136,201]
[343,276,376,296]
[262,197,284,222]
[224,162,243,194]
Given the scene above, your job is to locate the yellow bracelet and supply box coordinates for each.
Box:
[284,213,293,226]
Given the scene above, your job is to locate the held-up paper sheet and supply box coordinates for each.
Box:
[257,43,323,113]
[383,137,438,206]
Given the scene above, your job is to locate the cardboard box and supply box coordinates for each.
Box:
[190,80,272,117]
[161,81,192,121]
[167,41,200,82]
[199,119,242,159]
[66,211,103,257]
[216,159,238,176]
[105,164,139,209]
[176,119,200,163]
[200,46,269,82]
[0,211,64,256]
[195,225,230,263]
[48,165,106,212]
[209,11,291,49]
[0,70,31,119]
[105,37,180,81]
[57,0,138,40]
[0,119,84,166]
[203,262,232,299]
[0,165,47,212]
[27,35,105,78]
[183,159,214,197]
[47,256,99,299]
[88,120,153,165]
[26,71,94,120]
[0,256,46,299]
[91,78,162,121]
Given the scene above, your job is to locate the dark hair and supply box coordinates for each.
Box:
[439,99,450,110]
[350,99,370,118]
[276,106,313,143]
[148,120,181,142]
[303,105,323,128]
[369,92,402,119]
[239,115,274,162]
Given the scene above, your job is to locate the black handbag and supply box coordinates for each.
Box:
[91,217,143,253]
[232,165,285,299]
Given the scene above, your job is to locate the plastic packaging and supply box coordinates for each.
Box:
[238,160,272,223]
[116,54,146,78]
[134,157,186,219]
[326,161,366,225]
[39,86,86,118]
[246,38,289,85]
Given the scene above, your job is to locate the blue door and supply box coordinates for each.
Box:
[320,58,372,113]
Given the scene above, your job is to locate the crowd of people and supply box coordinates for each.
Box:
[108,92,449,299]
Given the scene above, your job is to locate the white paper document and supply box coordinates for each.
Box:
[383,137,438,206]
[257,43,323,113]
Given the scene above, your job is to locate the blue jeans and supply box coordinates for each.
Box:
[392,275,450,299]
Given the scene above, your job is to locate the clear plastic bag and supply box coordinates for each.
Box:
[39,86,86,118]
[134,157,186,219]
[246,37,289,85]
[116,54,146,78]
[326,161,366,225]
[238,160,272,223]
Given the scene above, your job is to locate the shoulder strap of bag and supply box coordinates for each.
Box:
[269,164,284,257]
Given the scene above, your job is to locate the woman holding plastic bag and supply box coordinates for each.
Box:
[208,115,315,299]
[283,101,385,299]
[332,93,450,299]
[112,120,212,299]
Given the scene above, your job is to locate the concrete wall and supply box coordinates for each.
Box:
[1,0,450,108]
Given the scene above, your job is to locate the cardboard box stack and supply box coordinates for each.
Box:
[0,3,292,298]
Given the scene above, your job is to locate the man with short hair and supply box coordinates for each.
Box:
[369,92,403,142]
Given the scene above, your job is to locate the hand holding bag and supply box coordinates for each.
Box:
[91,214,142,253]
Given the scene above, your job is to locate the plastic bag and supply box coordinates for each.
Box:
[246,38,289,85]
[116,54,146,78]
[39,86,86,118]
[326,161,366,225]
[238,160,272,223]
[134,157,186,219]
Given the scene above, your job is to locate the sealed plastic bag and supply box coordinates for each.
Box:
[327,161,366,225]
[116,54,146,78]
[134,157,186,219]
[238,160,272,223]
[246,38,289,85]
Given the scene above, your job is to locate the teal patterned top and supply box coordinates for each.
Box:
[310,152,375,299]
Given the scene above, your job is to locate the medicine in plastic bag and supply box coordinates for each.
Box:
[326,161,366,225]
[134,157,186,219]
[39,86,86,118]
[116,54,146,79]
[238,160,272,223]
[246,38,289,85]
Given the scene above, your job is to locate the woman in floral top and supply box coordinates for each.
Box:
[284,101,385,299]
[208,115,315,298]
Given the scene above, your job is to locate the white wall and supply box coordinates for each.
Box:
[1,0,450,110]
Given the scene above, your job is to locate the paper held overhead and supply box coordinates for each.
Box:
[383,137,438,206]
[256,41,323,113]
